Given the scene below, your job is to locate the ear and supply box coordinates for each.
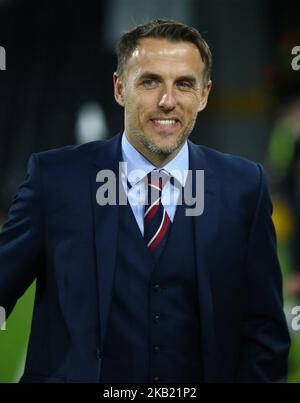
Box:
[113,72,125,107]
[198,80,212,112]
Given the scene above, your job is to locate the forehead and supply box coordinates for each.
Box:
[125,38,204,78]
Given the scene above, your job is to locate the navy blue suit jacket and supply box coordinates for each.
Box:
[0,133,290,382]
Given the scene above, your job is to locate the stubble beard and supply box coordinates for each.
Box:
[132,117,198,157]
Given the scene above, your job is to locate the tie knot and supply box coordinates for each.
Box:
[147,169,170,191]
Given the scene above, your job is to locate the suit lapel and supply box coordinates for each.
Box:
[188,141,221,382]
[90,133,123,350]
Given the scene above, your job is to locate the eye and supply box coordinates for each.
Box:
[177,81,192,89]
[141,78,157,88]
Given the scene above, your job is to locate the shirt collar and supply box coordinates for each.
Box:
[121,131,189,188]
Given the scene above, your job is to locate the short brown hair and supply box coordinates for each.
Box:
[116,19,212,86]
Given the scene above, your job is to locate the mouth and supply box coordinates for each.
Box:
[150,118,181,133]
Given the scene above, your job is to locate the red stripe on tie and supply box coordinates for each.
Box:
[148,212,171,252]
[144,203,160,224]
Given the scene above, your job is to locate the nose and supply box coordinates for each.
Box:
[158,87,177,112]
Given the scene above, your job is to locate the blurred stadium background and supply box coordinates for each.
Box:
[0,0,300,382]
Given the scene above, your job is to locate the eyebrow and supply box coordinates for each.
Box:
[137,72,162,82]
[137,72,198,86]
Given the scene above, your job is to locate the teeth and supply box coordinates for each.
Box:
[154,119,177,125]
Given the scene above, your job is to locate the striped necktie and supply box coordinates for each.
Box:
[144,169,171,260]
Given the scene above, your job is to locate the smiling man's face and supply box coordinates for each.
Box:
[114,38,211,166]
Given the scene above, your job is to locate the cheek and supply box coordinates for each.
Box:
[178,93,200,111]
[181,103,200,120]
[135,98,155,119]
[126,102,147,128]
[190,97,202,115]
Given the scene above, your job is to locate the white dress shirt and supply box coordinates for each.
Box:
[121,132,189,235]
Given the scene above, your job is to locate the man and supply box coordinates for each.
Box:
[0,19,290,383]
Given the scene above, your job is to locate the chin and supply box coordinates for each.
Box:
[149,141,180,156]
[136,129,184,156]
